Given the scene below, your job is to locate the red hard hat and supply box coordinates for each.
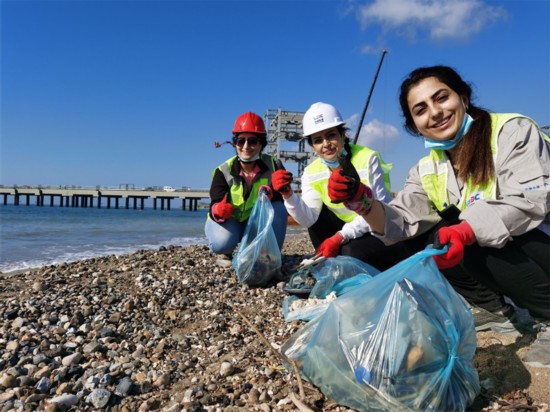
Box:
[232,112,266,135]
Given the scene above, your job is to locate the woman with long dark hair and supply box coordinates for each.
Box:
[327,66,550,366]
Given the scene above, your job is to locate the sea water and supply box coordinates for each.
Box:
[0,205,209,273]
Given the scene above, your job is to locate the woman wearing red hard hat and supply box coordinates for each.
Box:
[205,112,287,267]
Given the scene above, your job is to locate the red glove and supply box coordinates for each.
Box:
[328,170,374,215]
[211,194,233,221]
[272,169,293,196]
[433,221,475,269]
[316,232,344,258]
[258,185,273,200]
[271,169,292,197]
[327,156,360,202]
[271,159,292,197]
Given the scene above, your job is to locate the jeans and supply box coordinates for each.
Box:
[205,200,287,255]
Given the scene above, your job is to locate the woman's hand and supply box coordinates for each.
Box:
[328,161,374,215]
[211,194,234,220]
[258,185,273,200]
[272,169,293,197]
[433,221,475,269]
[315,232,344,258]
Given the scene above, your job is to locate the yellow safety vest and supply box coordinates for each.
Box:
[213,154,276,222]
[419,113,547,211]
[304,144,392,222]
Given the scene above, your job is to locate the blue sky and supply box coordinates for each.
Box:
[2,0,549,192]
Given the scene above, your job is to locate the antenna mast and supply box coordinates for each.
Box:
[352,49,388,145]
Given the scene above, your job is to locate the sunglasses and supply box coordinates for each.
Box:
[235,136,260,147]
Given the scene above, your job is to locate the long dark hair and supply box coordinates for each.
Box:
[399,66,494,185]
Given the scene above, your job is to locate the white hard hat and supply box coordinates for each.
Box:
[302,102,345,137]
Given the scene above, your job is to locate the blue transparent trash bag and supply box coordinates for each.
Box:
[283,294,335,323]
[308,256,380,299]
[282,256,380,322]
[232,190,281,287]
[282,247,480,412]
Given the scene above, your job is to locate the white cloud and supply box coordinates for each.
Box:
[355,0,507,41]
[355,119,400,151]
[360,44,380,55]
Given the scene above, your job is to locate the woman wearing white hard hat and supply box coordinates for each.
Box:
[271,102,411,270]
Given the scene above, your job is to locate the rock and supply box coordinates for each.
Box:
[61,353,82,366]
[219,362,234,377]
[86,388,111,408]
[0,234,375,411]
[116,376,135,396]
[35,376,51,393]
[46,394,78,408]
[0,374,17,389]
[5,340,19,352]
[153,373,170,387]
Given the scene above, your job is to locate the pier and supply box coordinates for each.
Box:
[0,186,210,211]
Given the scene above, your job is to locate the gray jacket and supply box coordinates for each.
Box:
[381,117,550,248]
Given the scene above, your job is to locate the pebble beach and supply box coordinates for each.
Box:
[0,233,548,411]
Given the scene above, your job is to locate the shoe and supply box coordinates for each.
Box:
[215,254,233,268]
[471,303,518,333]
[523,322,550,368]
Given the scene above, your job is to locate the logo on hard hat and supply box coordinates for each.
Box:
[313,114,324,125]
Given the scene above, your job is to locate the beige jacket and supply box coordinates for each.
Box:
[381,117,550,248]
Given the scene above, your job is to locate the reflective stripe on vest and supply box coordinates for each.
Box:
[304,144,392,223]
[419,113,543,211]
[217,154,275,222]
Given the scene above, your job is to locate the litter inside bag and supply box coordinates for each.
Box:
[232,190,281,287]
[282,256,380,322]
[284,255,380,298]
[282,293,338,323]
[282,247,480,412]
[283,267,317,296]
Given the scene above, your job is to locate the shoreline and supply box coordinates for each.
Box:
[0,229,310,280]
[0,233,547,410]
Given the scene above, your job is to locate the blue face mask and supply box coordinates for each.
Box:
[424,113,474,150]
[321,148,348,168]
